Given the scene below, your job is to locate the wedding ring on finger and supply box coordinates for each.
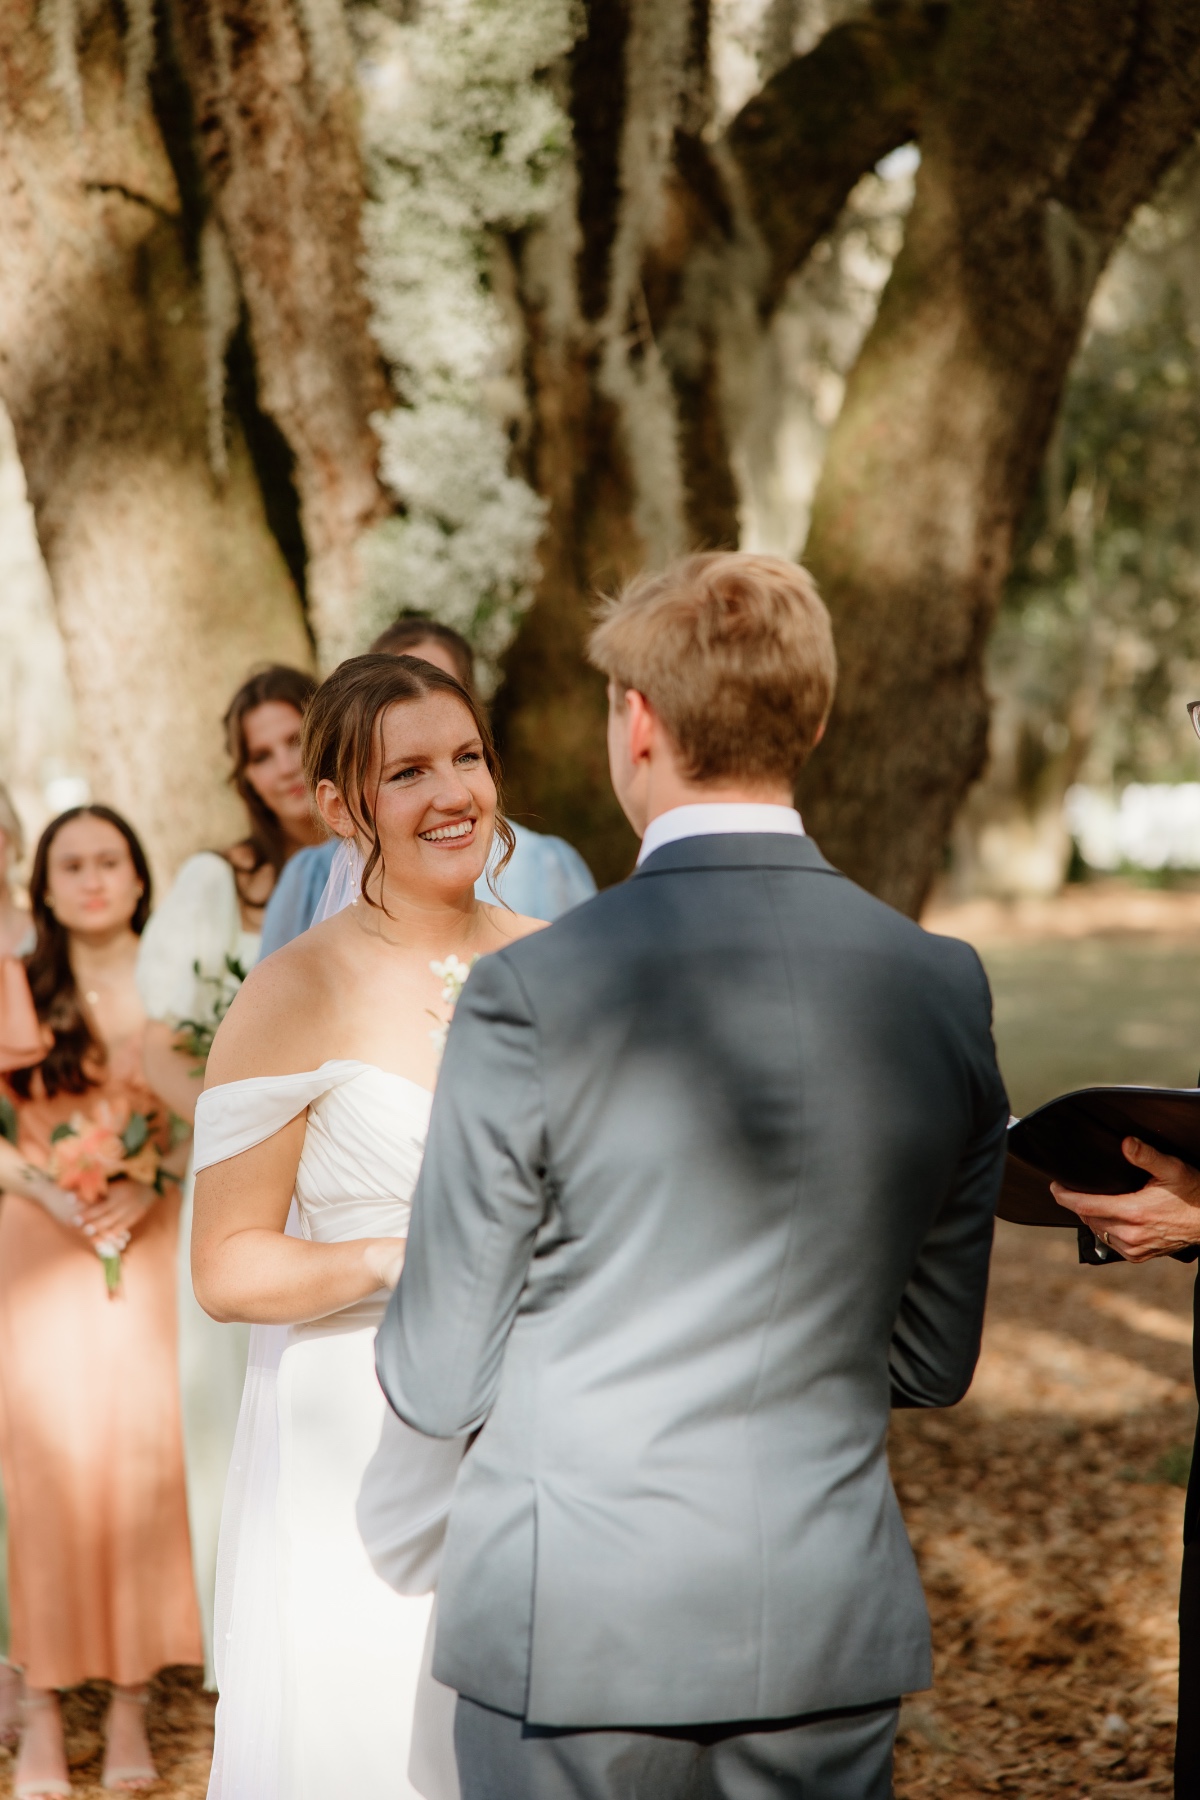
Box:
[1102,1230,1112,1249]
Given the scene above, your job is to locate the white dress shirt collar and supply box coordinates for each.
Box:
[636,802,805,866]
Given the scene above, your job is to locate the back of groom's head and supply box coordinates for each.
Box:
[587,552,836,785]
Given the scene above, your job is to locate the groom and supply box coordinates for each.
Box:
[376,551,1009,1799]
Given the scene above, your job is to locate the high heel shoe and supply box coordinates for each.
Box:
[101,1686,157,1792]
[13,1692,70,1800]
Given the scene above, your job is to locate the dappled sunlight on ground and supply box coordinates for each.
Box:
[899,885,1200,1795]
[969,1317,1189,1418]
[894,1223,1194,1797]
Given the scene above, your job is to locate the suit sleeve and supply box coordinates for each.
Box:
[889,949,1009,1409]
[376,950,548,1438]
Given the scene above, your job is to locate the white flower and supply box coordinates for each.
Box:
[430,953,474,1006]
[428,954,478,1057]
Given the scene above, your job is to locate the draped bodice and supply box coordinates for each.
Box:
[194,1060,432,1283]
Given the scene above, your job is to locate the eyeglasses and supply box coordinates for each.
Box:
[1190,701,1200,741]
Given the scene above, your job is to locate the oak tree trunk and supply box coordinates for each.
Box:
[504,0,1200,905]
[797,0,1200,913]
[0,0,311,883]
[172,0,393,667]
[496,1,935,884]
[495,0,697,885]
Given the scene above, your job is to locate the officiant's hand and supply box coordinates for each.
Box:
[1052,1138,1200,1262]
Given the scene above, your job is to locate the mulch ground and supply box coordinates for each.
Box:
[892,1222,1193,1797]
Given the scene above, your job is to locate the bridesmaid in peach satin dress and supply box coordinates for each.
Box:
[0,807,201,1798]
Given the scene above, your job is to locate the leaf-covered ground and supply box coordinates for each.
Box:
[893,1222,1193,1798]
[0,884,1196,1798]
[894,885,1200,1797]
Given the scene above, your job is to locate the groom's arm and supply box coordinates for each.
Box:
[889,958,1009,1410]
[376,951,548,1438]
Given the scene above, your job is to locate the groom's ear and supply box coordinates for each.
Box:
[624,690,659,766]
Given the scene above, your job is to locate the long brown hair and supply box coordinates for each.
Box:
[9,806,152,1100]
[369,615,474,689]
[302,654,515,911]
[223,665,319,904]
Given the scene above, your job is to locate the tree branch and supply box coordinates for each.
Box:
[724,3,945,312]
[1061,1,1200,238]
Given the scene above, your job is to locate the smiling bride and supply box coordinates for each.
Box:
[190,653,545,1800]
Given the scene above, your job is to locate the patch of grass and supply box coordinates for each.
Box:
[1149,1441,1193,1488]
[980,938,1200,1116]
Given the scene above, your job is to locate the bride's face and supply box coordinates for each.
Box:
[342,692,497,902]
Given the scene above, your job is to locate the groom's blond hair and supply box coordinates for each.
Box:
[588,552,836,783]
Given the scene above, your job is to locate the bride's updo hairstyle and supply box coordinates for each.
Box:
[302,653,515,909]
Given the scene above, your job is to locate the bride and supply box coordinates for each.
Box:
[190,652,545,1799]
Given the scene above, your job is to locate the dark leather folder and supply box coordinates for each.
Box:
[998,1086,1200,1227]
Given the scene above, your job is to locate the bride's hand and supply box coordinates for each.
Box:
[364,1236,406,1292]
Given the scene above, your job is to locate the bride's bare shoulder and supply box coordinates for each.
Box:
[479,905,550,952]
[204,918,351,1086]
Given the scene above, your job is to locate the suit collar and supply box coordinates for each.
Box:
[632,833,841,878]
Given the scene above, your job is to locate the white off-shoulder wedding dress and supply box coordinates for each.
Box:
[194,1061,466,1800]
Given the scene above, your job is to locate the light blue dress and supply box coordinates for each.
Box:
[260,823,596,956]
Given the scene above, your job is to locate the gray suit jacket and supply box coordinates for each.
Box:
[376,834,1008,1728]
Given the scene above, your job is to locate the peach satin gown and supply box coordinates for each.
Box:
[0,959,202,1689]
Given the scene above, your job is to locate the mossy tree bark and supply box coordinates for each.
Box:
[502,0,1200,906]
[6,0,1200,907]
[495,0,687,885]
[497,0,763,884]
[0,0,311,884]
[171,0,392,667]
[495,0,939,885]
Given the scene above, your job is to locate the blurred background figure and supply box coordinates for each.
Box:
[0,807,200,1795]
[0,785,33,959]
[259,617,595,957]
[0,780,33,1755]
[135,663,319,1685]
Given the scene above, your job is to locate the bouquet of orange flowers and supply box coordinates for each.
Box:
[48,1102,171,1295]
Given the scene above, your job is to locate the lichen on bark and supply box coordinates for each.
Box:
[352,0,581,670]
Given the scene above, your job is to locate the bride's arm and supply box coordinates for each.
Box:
[191,1120,403,1325]
[190,939,404,1326]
